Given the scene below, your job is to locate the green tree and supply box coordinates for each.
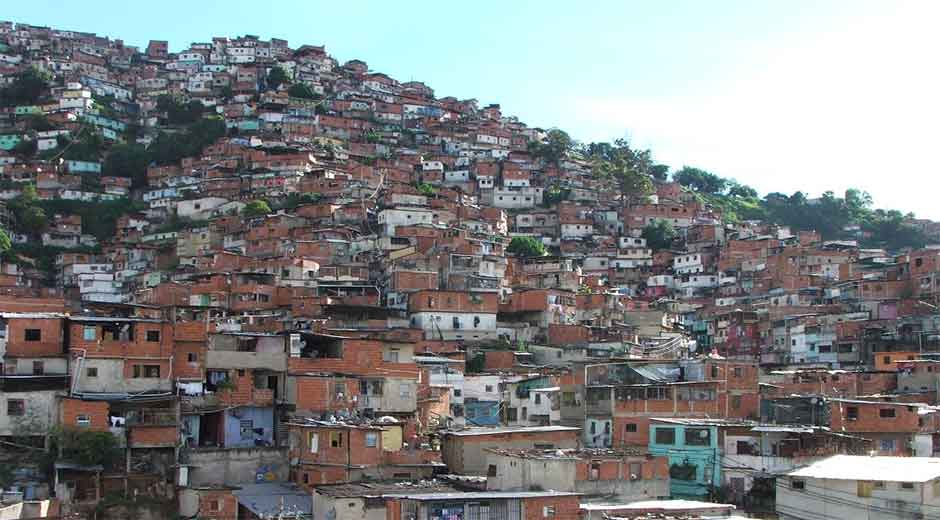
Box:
[242,200,272,218]
[0,228,11,255]
[543,185,571,206]
[528,128,574,165]
[592,140,654,207]
[288,83,319,99]
[266,66,290,90]
[416,183,436,197]
[17,206,48,236]
[12,138,36,157]
[649,164,670,181]
[0,67,50,107]
[156,94,204,125]
[642,220,678,251]
[507,236,546,257]
[673,166,727,194]
[49,427,121,468]
[103,143,150,188]
[62,131,104,162]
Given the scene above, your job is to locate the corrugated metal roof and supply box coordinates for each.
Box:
[788,455,940,483]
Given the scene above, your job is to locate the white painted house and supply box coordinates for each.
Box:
[777,455,940,520]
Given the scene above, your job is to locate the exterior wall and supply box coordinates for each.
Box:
[186,447,288,486]
[442,430,580,475]
[59,398,109,432]
[2,317,65,358]
[777,476,940,520]
[0,390,59,436]
[487,454,669,501]
[73,358,173,394]
[648,424,720,498]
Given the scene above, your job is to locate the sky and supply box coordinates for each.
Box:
[7,1,940,217]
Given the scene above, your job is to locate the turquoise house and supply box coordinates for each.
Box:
[0,134,22,151]
[648,418,722,498]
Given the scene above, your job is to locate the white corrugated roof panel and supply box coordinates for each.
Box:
[787,455,940,483]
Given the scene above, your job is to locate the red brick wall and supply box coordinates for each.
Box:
[129,426,177,447]
[830,401,920,433]
[198,490,238,520]
[522,495,580,520]
[5,317,64,357]
[484,351,516,370]
[294,376,360,413]
[60,398,109,432]
[548,325,589,346]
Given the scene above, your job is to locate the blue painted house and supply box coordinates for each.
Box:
[648,418,726,498]
[464,399,500,426]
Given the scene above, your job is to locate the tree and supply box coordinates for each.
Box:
[415,183,436,197]
[649,164,670,181]
[0,228,11,255]
[642,220,678,251]
[543,184,571,206]
[266,66,290,91]
[0,67,50,107]
[288,82,319,99]
[49,427,121,468]
[507,236,546,257]
[17,206,48,236]
[529,129,574,165]
[726,181,758,199]
[592,140,654,207]
[242,200,271,218]
[673,166,726,194]
[103,143,150,188]
[156,94,204,125]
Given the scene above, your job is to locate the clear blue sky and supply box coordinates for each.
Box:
[8,1,939,218]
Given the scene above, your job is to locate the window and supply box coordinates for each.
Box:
[857,480,873,497]
[542,506,555,517]
[485,385,493,393]
[146,330,160,342]
[365,432,378,448]
[901,482,915,490]
[534,393,541,405]
[710,365,719,378]
[188,352,198,362]
[308,432,318,453]
[733,367,743,378]
[487,464,497,477]
[685,428,711,446]
[24,329,41,342]
[83,326,96,341]
[239,420,254,440]
[655,427,676,445]
[846,407,858,420]
[32,361,44,375]
[506,408,518,421]
[86,367,98,377]
[791,479,805,490]
[873,481,885,489]
[880,439,896,452]
[883,356,891,365]
[453,389,462,398]
[302,473,309,484]
[400,383,412,398]
[76,414,90,427]
[7,399,24,416]
[625,423,637,433]
[382,350,399,363]
[731,395,742,409]
[330,431,344,448]
[879,408,896,418]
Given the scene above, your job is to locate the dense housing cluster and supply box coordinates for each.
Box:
[1,20,940,520]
